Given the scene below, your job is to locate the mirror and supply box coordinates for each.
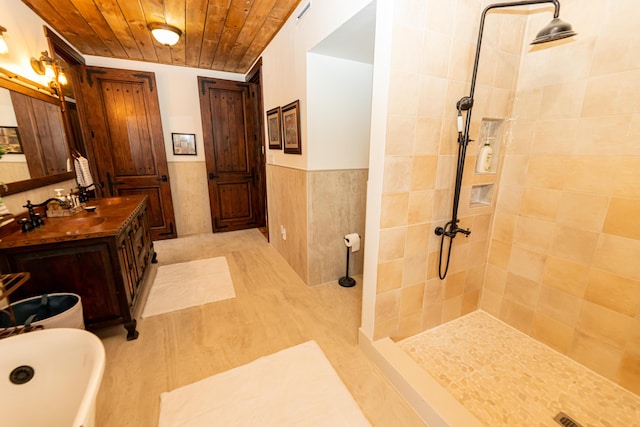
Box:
[0,68,75,196]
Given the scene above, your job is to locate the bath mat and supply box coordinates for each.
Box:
[158,340,371,427]
[141,257,235,318]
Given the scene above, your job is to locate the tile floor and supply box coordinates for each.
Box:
[399,310,640,427]
[95,229,425,426]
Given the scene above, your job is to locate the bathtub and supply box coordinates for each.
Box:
[0,328,105,427]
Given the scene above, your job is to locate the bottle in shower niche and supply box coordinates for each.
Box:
[476,141,493,173]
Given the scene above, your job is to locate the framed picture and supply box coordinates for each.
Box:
[0,126,23,154]
[171,133,197,155]
[266,107,282,149]
[282,100,301,154]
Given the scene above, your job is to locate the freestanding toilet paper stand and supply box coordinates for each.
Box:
[339,235,357,287]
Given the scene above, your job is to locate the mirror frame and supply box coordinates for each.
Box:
[0,67,75,196]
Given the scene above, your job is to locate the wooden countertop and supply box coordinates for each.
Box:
[0,196,147,249]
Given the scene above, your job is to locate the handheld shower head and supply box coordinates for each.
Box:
[531,17,577,44]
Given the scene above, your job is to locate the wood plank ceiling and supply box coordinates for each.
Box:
[21,0,301,74]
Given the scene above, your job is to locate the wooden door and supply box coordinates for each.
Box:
[76,66,177,240]
[10,91,69,178]
[198,77,265,232]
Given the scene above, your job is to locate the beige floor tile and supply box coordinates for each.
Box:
[95,229,425,427]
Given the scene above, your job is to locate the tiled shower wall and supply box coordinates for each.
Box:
[373,0,526,340]
[481,0,640,394]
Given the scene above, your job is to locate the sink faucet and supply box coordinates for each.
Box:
[21,198,67,232]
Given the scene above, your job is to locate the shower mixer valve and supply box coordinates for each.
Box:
[435,223,471,238]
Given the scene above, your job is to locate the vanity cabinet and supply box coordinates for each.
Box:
[0,196,154,340]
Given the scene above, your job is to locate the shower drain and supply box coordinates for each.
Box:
[554,412,583,427]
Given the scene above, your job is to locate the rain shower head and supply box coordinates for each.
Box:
[531,17,577,44]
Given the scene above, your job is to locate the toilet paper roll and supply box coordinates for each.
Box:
[344,233,360,253]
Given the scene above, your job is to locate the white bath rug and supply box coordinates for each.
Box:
[158,340,371,427]
[141,257,235,318]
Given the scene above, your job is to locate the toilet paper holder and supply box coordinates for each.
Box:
[339,233,360,288]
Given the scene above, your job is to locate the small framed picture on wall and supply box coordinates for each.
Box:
[282,100,301,155]
[172,133,197,155]
[266,107,282,149]
[0,126,23,154]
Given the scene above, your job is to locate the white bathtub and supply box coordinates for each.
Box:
[0,328,105,427]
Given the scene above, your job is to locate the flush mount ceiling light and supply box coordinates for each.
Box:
[149,23,182,46]
[0,25,8,54]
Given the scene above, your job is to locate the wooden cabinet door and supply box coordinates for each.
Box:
[117,231,136,307]
[9,243,121,325]
[77,66,177,240]
[198,77,265,232]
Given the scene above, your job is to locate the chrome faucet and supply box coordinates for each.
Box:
[20,198,67,232]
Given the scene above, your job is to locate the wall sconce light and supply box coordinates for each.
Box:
[149,23,182,46]
[0,26,9,55]
[30,50,67,92]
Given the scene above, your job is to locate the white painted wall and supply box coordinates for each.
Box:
[306,53,373,170]
[0,88,18,126]
[261,0,375,170]
[83,56,243,165]
[0,0,54,86]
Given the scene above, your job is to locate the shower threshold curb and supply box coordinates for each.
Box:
[358,329,483,427]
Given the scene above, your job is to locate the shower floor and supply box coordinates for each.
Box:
[398,311,640,427]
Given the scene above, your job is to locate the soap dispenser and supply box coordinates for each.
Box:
[476,140,493,173]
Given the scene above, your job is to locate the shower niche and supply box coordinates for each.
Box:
[474,118,503,174]
[470,183,494,206]
[470,118,504,207]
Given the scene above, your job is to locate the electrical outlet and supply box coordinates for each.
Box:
[280,225,287,240]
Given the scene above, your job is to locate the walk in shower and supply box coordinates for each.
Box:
[435,0,575,280]
[362,0,640,425]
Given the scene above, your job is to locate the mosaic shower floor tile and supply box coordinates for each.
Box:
[399,311,640,427]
